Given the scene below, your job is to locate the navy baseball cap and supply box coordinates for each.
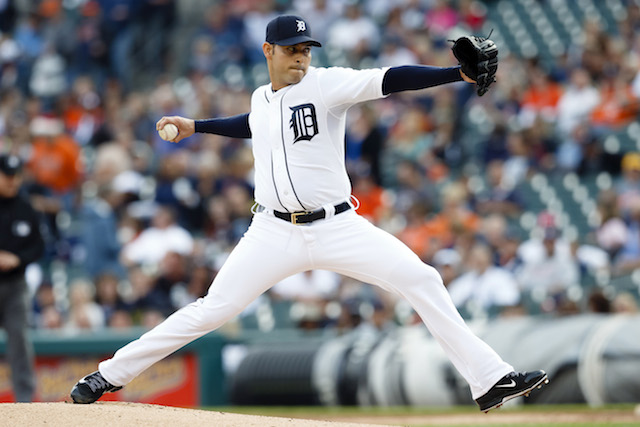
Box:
[266,15,322,47]
[0,154,23,176]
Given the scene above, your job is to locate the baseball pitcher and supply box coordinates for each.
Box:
[71,15,547,412]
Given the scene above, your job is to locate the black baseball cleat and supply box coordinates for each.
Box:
[70,371,123,404]
[475,370,549,413]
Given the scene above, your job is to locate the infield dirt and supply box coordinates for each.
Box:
[1,402,640,426]
[0,402,392,427]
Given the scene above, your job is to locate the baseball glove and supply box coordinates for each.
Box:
[451,35,498,96]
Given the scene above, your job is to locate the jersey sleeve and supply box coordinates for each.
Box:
[318,67,390,113]
[195,113,251,138]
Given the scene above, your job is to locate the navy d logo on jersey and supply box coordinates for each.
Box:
[289,103,318,143]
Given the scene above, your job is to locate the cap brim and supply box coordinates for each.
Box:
[0,168,21,176]
[272,36,322,47]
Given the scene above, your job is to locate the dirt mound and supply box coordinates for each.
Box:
[0,402,390,427]
[3,402,640,426]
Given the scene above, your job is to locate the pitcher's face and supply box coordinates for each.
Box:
[264,42,313,90]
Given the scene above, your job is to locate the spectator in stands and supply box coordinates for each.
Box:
[33,282,60,329]
[271,270,341,303]
[432,248,462,288]
[447,242,521,317]
[170,261,214,308]
[140,309,165,329]
[327,1,379,65]
[424,0,459,40]
[496,228,523,274]
[98,0,138,91]
[40,305,64,329]
[345,104,385,186]
[65,278,105,332]
[612,292,639,313]
[121,205,194,268]
[14,11,46,93]
[154,151,203,231]
[501,130,531,188]
[458,0,486,32]
[518,67,564,128]
[478,213,508,257]
[591,74,640,134]
[587,290,612,313]
[517,226,580,307]
[67,1,108,87]
[474,159,524,218]
[136,0,177,79]
[426,181,480,251]
[615,152,640,217]
[62,76,104,146]
[555,68,600,137]
[94,272,130,325]
[376,35,419,68]
[0,0,17,34]
[80,184,126,279]
[334,291,395,332]
[612,198,640,276]
[0,89,21,141]
[632,68,640,99]
[392,160,437,216]
[381,105,434,188]
[108,309,134,329]
[203,195,235,248]
[351,173,390,225]
[596,188,628,261]
[346,105,386,185]
[292,0,342,44]
[242,0,278,65]
[556,122,594,173]
[92,141,133,189]
[27,115,83,195]
[220,181,254,244]
[189,3,245,77]
[29,42,67,107]
[132,251,190,317]
[480,124,509,165]
[397,199,433,261]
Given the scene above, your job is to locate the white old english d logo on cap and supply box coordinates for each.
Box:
[296,20,306,32]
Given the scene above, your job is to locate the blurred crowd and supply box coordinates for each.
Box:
[1,0,640,335]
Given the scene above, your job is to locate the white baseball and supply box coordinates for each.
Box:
[159,123,179,141]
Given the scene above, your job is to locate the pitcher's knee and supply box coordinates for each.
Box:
[391,261,445,290]
[417,264,445,288]
[195,292,246,330]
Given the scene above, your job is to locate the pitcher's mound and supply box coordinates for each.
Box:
[0,402,389,427]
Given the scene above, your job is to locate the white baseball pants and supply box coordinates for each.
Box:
[99,209,513,399]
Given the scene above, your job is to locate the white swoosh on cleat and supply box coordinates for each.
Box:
[494,379,516,388]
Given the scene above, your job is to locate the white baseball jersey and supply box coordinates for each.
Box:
[249,66,388,212]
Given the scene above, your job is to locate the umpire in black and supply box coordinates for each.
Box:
[0,153,44,402]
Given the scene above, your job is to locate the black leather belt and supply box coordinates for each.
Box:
[273,202,351,225]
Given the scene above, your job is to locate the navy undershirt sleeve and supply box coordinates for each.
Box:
[382,66,463,95]
[194,113,252,138]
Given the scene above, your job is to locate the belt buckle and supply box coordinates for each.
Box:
[290,211,309,225]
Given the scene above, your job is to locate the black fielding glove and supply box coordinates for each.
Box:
[451,35,499,96]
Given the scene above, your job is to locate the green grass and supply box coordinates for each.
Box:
[424,423,635,427]
[206,404,640,426]
[210,403,636,415]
